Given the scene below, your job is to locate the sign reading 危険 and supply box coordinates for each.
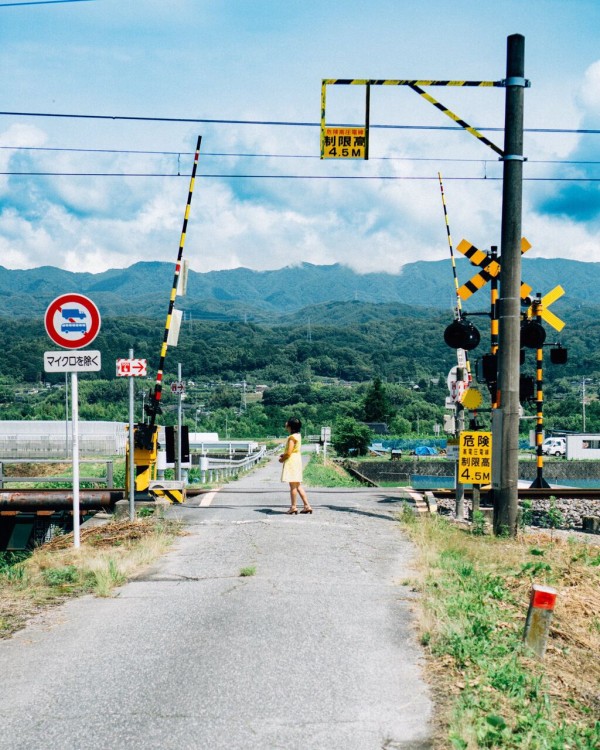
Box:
[322,127,367,159]
[458,430,492,484]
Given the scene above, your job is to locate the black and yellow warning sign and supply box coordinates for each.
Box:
[322,127,367,159]
[459,430,492,484]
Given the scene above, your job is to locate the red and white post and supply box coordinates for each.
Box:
[523,584,558,659]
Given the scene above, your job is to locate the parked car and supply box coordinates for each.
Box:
[542,437,566,457]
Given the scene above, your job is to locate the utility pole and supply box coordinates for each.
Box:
[495,34,526,537]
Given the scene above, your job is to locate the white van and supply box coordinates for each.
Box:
[542,437,566,457]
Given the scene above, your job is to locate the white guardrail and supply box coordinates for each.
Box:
[196,445,267,484]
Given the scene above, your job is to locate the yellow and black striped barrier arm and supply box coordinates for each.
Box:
[148,135,202,424]
[437,173,472,381]
[322,79,502,87]
[408,83,503,157]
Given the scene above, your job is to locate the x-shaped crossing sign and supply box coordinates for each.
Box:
[455,238,565,332]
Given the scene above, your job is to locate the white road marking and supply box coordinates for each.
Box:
[199,490,218,507]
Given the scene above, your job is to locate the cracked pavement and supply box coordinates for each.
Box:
[0,454,432,750]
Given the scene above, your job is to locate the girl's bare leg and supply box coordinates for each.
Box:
[291,482,310,510]
[289,484,298,509]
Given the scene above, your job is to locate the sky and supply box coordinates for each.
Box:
[0,0,598,276]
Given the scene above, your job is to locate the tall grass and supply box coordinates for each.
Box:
[0,518,181,637]
[402,516,600,749]
[303,454,360,487]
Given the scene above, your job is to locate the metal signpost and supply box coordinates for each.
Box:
[44,293,102,548]
[116,354,148,520]
[321,426,331,463]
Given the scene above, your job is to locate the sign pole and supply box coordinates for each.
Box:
[128,348,135,521]
[71,371,80,548]
[177,362,182,481]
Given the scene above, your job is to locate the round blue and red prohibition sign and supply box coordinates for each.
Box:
[44,293,101,350]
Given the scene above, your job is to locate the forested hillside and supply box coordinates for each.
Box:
[0,257,588,319]
[0,295,599,438]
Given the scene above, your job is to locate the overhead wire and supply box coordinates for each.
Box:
[0,109,599,135]
[0,144,599,165]
[0,171,598,181]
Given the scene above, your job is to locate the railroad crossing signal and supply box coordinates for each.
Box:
[456,238,566,332]
[457,237,532,302]
[528,286,566,332]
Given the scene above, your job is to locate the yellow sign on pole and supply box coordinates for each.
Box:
[322,127,367,159]
[459,430,492,484]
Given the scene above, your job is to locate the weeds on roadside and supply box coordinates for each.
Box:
[239,566,256,577]
[546,497,565,541]
[400,515,600,749]
[471,510,486,536]
[303,454,360,487]
[0,518,182,637]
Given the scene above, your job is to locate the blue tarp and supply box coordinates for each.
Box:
[415,446,438,456]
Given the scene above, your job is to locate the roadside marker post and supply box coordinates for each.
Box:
[523,584,558,659]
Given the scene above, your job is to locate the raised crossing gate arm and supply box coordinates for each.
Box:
[131,136,202,496]
[319,78,524,160]
[145,135,202,427]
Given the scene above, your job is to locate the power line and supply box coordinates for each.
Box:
[1,144,599,165]
[0,0,94,6]
[1,171,598,181]
[0,109,598,135]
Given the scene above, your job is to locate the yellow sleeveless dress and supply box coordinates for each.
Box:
[281,433,303,482]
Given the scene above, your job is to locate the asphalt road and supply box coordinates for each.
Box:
[0,455,433,750]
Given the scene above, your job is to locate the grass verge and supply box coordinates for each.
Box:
[399,514,600,749]
[0,517,182,638]
[303,454,360,487]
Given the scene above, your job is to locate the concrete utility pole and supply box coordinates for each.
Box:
[495,34,526,536]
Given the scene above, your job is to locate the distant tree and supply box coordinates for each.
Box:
[389,416,411,436]
[332,418,372,457]
[363,377,394,422]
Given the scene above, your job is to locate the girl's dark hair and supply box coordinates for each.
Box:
[286,417,302,433]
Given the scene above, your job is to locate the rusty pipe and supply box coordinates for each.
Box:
[0,491,124,511]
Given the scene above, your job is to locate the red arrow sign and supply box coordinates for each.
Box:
[116,358,148,377]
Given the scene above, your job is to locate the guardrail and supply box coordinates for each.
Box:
[193,446,267,484]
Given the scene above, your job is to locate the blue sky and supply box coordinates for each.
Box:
[0,0,598,274]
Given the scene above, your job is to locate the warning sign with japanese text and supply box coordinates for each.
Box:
[322,127,367,159]
[458,430,492,484]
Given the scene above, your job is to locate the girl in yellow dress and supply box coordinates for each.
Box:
[279,417,312,515]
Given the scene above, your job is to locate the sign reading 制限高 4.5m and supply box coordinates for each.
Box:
[459,431,492,484]
[321,127,367,159]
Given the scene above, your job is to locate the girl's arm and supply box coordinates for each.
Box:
[279,435,297,462]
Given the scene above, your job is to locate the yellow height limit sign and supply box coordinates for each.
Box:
[322,127,367,159]
[459,431,492,485]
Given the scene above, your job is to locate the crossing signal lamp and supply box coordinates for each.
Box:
[444,319,480,351]
[550,345,568,365]
[519,374,536,402]
[520,319,546,349]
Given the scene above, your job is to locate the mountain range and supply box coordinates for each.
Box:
[0,257,592,322]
